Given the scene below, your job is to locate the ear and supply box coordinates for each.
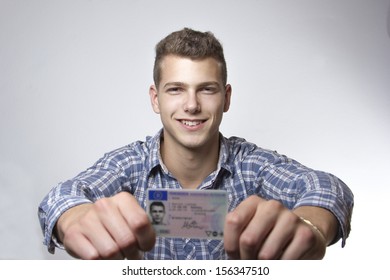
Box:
[223,84,232,113]
[149,85,160,114]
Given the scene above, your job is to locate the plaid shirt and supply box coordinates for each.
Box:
[38,129,354,259]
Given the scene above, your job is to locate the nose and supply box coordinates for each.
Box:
[184,92,200,113]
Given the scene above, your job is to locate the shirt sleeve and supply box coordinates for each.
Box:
[37,147,135,254]
[251,150,354,247]
[289,170,353,247]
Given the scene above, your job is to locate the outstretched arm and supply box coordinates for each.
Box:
[224,195,337,260]
[55,192,156,259]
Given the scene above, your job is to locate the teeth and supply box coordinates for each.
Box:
[181,120,202,127]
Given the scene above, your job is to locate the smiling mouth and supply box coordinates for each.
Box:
[180,120,205,127]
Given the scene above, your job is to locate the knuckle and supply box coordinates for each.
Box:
[247,195,260,203]
[239,232,258,248]
[63,226,79,242]
[258,249,274,260]
[131,213,150,232]
[116,191,131,200]
[82,250,100,260]
[299,225,317,246]
[93,197,111,212]
[100,244,120,259]
[283,211,301,227]
[266,199,284,211]
[117,232,136,248]
[225,211,242,229]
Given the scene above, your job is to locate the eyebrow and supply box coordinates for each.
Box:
[163,81,221,89]
[163,82,186,89]
[198,81,221,88]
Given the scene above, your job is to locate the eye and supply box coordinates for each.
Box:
[167,87,182,94]
[201,86,218,94]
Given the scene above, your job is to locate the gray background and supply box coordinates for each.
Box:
[1,0,389,260]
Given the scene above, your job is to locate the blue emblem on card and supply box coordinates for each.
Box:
[148,190,168,201]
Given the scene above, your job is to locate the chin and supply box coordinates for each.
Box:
[182,137,211,150]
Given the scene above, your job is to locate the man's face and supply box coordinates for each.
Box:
[150,55,231,151]
[151,205,165,224]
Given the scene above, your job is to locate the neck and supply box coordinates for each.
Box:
[160,134,220,189]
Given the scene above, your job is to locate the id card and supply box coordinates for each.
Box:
[147,189,228,240]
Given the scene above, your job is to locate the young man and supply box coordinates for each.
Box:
[149,202,166,225]
[38,28,354,260]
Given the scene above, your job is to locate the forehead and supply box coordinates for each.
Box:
[159,55,222,85]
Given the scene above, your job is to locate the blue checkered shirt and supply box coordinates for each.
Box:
[38,129,354,259]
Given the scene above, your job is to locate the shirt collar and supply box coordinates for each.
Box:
[218,135,232,175]
[147,129,164,174]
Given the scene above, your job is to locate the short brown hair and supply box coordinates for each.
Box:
[153,28,227,87]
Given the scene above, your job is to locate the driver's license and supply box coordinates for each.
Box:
[146,189,228,240]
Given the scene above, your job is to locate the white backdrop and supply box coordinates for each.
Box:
[0,0,389,261]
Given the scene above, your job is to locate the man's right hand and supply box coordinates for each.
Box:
[55,192,156,259]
